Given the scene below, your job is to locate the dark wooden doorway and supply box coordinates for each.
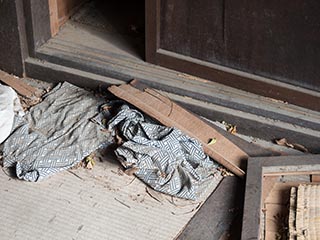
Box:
[146,0,320,110]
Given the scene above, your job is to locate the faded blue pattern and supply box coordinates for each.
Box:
[108,105,222,200]
[3,82,112,181]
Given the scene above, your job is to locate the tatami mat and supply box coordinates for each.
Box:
[0,152,221,240]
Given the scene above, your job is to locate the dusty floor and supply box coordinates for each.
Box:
[0,77,303,240]
[0,148,221,240]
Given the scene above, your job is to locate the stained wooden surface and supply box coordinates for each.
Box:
[311,174,320,182]
[57,0,84,26]
[146,0,320,111]
[159,0,320,91]
[177,177,245,240]
[0,70,36,97]
[23,0,52,56]
[0,0,27,76]
[48,0,59,36]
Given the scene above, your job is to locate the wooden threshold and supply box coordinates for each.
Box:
[24,22,320,153]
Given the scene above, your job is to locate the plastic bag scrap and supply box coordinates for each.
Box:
[107,104,223,200]
[0,84,24,144]
[2,82,112,181]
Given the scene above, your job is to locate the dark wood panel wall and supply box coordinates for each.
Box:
[160,0,225,64]
[159,0,320,91]
[24,0,52,56]
[0,0,28,76]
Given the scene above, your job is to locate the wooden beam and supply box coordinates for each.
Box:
[48,0,59,36]
[0,70,36,97]
[311,174,320,182]
[57,0,85,27]
[108,83,249,177]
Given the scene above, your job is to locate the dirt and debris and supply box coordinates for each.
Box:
[83,153,96,170]
[221,121,237,134]
[275,138,309,153]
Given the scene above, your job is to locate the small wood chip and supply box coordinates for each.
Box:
[275,138,308,153]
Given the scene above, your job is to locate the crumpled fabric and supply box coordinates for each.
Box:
[108,105,222,200]
[0,84,24,144]
[3,82,112,181]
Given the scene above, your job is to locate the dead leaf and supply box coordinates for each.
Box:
[124,167,139,176]
[86,161,93,170]
[221,121,237,134]
[228,125,237,134]
[84,154,96,169]
[291,143,308,153]
[218,167,234,177]
[275,138,308,153]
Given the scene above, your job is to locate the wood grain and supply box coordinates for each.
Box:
[108,83,249,177]
[0,70,36,97]
[48,0,59,36]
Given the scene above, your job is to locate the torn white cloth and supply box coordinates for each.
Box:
[3,82,112,181]
[108,105,223,200]
[0,84,24,144]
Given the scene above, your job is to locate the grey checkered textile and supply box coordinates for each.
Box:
[3,82,111,181]
[108,105,222,200]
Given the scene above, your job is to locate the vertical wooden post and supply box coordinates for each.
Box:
[48,0,59,36]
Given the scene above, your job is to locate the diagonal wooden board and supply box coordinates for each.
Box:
[0,70,36,97]
[108,83,248,177]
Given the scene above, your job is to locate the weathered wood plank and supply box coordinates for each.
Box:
[262,176,280,204]
[48,0,59,36]
[57,0,85,26]
[311,174,320,182]
[108,83,248,177]
[177,177,244,240]
[0,70,36,97]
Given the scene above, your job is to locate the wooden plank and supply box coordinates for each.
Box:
[0,70,36,97]
[48,0,59,36]
[108,83,248,177]
[264,182,304,204]
[264,171,320,177]
[265,203,289,240]
[176,176,244,240]
[132,79,279,159]
[261,176,279,204]
[57,0,85,26]
[311,174,320,182]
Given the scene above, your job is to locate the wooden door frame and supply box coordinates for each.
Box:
[20,0,320,111]
[242,154,320,239]
[145,0,320,111]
